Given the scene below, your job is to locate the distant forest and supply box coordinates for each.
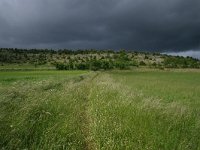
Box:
[0,48,200,70]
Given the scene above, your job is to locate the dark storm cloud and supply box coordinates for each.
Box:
[0,0,200,51]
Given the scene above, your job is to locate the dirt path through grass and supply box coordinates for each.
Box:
[76,72,99,150]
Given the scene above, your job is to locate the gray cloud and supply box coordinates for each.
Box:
[163,50,200,59]
[0,0,200,51]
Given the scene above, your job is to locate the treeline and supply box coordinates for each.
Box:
[55,50,138,70]
[163,55,200,68]
[56,60,137,71]
[0,48,200,70]
[0,48,117,55]
[0,48,128,65]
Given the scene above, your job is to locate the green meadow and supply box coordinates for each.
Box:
[0,70,200,149]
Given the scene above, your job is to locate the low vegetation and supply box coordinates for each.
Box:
[1,48,200,71]
[0,70,200,149]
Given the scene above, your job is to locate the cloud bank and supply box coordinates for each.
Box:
[164,50,200,59]
[0,0,200,51]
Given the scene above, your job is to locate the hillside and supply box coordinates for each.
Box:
[0,48,200,70]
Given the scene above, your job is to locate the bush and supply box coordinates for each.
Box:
[139,61,146,66]
[76,63,89,70]
[115,61,129,70]
[56,63,66,70]
[101,60,114,70]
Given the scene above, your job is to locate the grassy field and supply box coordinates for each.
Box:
[0,64,55,71]
[0,69,200,149]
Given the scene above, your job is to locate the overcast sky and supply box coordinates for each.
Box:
[163,50,200,59]
[0,0,200,52]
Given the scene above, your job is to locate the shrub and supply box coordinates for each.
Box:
[139,61,146,66]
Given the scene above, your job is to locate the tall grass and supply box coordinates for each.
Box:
[87,72,200,149]
[0,70,200,149]
[0,71,91,149]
